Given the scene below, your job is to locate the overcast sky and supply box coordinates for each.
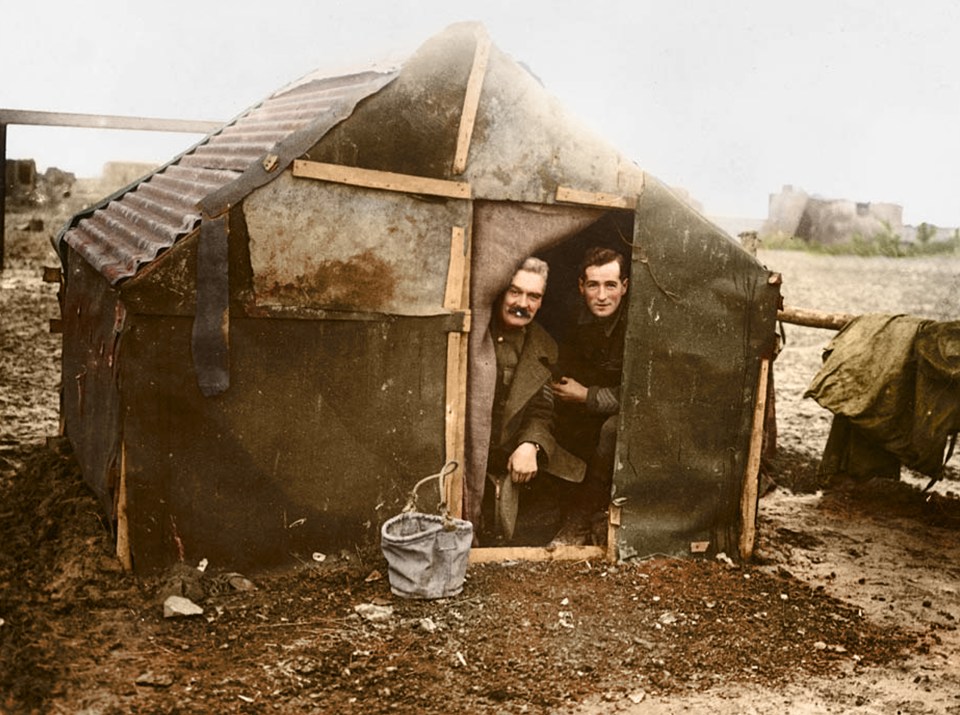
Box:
[4,1,959,226]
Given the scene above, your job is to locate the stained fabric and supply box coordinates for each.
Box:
[192,214,231,397]
[805,314,960,481]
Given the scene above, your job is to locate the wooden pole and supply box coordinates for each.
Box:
[777,305,855,331]
[1,122,6,271]
[739,357,770,561]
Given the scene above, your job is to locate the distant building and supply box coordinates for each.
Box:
[4,158,74,206]
[4,159,37,199]
[762,185,904,244]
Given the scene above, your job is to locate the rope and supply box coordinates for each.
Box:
[402,461,459,521]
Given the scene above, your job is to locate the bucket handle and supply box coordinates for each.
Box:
[402,461,459,521]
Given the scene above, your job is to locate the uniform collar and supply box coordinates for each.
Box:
[577,304,625,337]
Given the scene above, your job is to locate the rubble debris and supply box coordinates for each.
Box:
[163,595,204,619]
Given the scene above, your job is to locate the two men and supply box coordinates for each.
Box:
[485,257,584,541]
[485,249,628,545]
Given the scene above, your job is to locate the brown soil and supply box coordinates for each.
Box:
[2,193,960,714]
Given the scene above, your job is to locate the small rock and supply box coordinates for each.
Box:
[814,641,827,650]
[163,595,204,619]
[227,575,256,592]
[628,690,646,704]
[354,603,394,623]
[157,562,205,603]
[135,671,174,688]
[418,617,437,633]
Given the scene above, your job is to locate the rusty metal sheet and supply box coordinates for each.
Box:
[60,248,124,515]
[59,70,399,286]
[243,172,470,315]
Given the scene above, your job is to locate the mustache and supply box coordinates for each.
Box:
[507,306,532,319]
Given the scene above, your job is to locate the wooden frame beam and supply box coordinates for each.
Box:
[292,159,471,200]
[556,185,638,210]
[452,29,492,175]
[469,544,607,564]
[443,226,472,518]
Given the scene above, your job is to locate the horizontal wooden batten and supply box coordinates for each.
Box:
[293,159,472,200]
[556,185,637,210]
[469,544,607,564]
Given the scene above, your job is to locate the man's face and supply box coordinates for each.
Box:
[499,269,546,330]
[579,260,628,319]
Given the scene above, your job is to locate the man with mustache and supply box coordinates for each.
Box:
[485,257,585,542]
[550,247,629,546]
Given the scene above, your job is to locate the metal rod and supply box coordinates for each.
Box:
[0,108,220,134]
[1,122,6,271]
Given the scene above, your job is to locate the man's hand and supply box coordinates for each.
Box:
[552,377,588,403]
[508,442,539,483]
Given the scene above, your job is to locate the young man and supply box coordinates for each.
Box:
[550,247,629,545]
[485,257,585,541]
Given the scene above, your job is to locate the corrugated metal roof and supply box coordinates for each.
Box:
[60,70,399,285]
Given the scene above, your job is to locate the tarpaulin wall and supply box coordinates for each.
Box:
[616,177,780,559]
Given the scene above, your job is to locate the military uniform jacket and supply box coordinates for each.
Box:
[491,321,586,484]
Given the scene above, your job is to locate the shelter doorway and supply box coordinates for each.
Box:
[470,208,634,549]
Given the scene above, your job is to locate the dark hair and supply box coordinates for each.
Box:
[579,247,626,280]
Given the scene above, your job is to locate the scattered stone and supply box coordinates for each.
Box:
[227,574,256,591]
[354,603,394,623]
[164,595,204,619]
[419,617,438,633]
[135,671,174,688]
[157,562,206,602]
[628,690,647,704]
[14,218,44,232]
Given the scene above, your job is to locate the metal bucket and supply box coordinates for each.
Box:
[380,463,472,599]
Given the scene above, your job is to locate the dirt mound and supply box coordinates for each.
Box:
[0,444,925,714]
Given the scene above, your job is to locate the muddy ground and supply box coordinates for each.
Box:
[1,188,959,714]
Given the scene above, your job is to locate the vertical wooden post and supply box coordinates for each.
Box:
[116,441,133,571]
[443,225,472,518]
[1,122,7,271]
[739,357,770,560]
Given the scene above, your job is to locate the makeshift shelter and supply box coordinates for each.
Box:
[56,22,781,573]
